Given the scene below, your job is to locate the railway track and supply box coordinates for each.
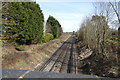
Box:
[37,35,78,74]
[3,35,115,79]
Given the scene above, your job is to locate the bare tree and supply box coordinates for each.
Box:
[109,1,120,67]
[78,2,119,77]
[109,2,120,23]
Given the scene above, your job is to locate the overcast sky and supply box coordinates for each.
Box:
[36,1,94,32]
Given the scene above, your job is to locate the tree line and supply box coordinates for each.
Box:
[77,2,120,77]
[2,2,63,45]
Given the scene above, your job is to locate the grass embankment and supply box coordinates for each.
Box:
[2,33,71,70]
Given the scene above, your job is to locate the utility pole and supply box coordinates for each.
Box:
[118,1,120,77]
[118,1,120,41]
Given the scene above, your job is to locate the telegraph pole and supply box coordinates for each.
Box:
[118,1,120,41]
[118,1,120,77]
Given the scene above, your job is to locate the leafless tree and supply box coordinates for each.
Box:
[109,1,120,69]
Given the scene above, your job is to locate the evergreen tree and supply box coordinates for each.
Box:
[2,2,44,44]
[46,16,63,38]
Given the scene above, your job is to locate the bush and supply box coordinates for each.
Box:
[15,46,25,51]
[14,44,25,51]
[42,33,54,43]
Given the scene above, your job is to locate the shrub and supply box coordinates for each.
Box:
[14,44,25,51]
[42,33,54,43]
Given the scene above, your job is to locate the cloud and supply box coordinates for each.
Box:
[43,12,85,20]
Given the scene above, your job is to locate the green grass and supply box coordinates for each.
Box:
[106,39,120,44]
[0,40,6,46]
[14,43,25,51]
[0,41,2,46]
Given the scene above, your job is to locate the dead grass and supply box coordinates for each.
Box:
[2,33,71,70]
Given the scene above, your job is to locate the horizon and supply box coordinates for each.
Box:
[36,1,94,32]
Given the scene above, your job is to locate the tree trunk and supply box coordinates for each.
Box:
[118,27,120,40]
[117,3,120,71]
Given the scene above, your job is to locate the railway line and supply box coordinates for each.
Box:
[37,35,78,74]
[2,35,117,79]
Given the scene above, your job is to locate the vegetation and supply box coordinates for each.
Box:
[2,2,44,45]
[42,33,54,43]
[76,2,120,78]
[2,2,63,46]
[15,45,25,51]
[46,16,63,38]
